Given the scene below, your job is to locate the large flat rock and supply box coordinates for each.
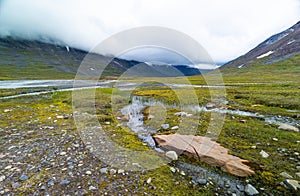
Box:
[153,134,255,177]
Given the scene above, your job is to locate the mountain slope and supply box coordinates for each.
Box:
[0,37,207,80]
[222,21,300,69]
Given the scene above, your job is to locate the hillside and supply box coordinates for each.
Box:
[222,21,300,69]
[0,37,207,80]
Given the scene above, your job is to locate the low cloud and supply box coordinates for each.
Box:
[0,0,299,63]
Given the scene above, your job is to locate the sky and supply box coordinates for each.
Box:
[0,0,300,64]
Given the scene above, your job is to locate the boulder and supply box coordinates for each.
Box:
[153,134,255,177]
[278,124,299,132]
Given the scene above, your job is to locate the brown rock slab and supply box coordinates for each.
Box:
[153,134,255,177]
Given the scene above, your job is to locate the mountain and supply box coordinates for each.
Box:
[222,21,300,69]
[0,37,207,79]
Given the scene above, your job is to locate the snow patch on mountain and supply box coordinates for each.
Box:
[257,51,274,59]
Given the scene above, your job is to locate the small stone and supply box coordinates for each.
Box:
[56,115,64,119]
[295,152,300,156]
[197,179,207,185]
[89,186,97,191]
[278,124,299,132]
[48,179,55,186]
[60,180,70,185]
[180,171,186,176]
[110,169,116,175]
[86,171,92,175]
[245,184,259,195]
[41,185,46,190]
[118,169,125,174]
[171,126,179,130]
[280,172,293,179]
[260,150,269,158]
[161,124,170,129]
[4,109,12,113]
[166,151,178,161]
[105,121,110,125]
[170,167,176,173]
[0,175,5,182]
[251,146,256,149]
[282,179,300,193]
[19,174,28,181]
[60,152,67,156]
[146,177,152,184]
[5,165,12,170]
[12,182,21,189]
[100,168,108,174]
[272,138,278,141]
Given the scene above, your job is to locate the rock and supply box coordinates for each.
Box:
[60,180,70,185]
[104,121,110,125]
[118,169,125,174]
[166,151,178,160]
[85,171,92,175]
[48,179,55,186]
[278,124,299,132]
[100,168,108,174]
[197,179,207,185]
[19,174,28,181]
[161,124,170,129]
[171,126,179,130]
[41,185,46,190]
[206,102,216,109]
[60,152,67,156]
[89,186,97,191]
[282,179,300,193]
[280,172,293,179]
[260,150,269,158]
[110,169,116,175]
[0,175,5,182]
[170,167,176,173]
[11,182,21,189]
[174,112,192,117]
[245,184,259,195]
[4,109,12,113]
[4,165,12,170]
[146,177,152,184]
[272,138,278,141]
[56,115,64,119]
[153,134,255,177]
[296,173,300,178]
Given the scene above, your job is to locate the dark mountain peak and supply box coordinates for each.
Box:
[222,21,300,69]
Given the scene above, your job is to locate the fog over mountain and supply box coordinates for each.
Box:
[0,0,299,64]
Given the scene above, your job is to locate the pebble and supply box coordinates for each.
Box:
[89,186,97,191]
[170,167,176,173]
[48,179,55,186]
[11,182,21,189]
[110,169,116,175]
[41,185,46,190]
[197,179,207,185]
[60,152,67,156]
[146,177,152,184]
[60,180,70,185]
[282,179,300,193]
[245,184,259,195]
[118,169,125,174]
[166,151,178,161]
[280,172,293,179]
[161,124,170,129]
[4,165,12,170]
[260,150,269,158]
[171,126,179,130]
[86,171,92,175]
[0,175,5,182]
[100,168,108,174]
[19,174,28,181]
[272,138,278,141]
